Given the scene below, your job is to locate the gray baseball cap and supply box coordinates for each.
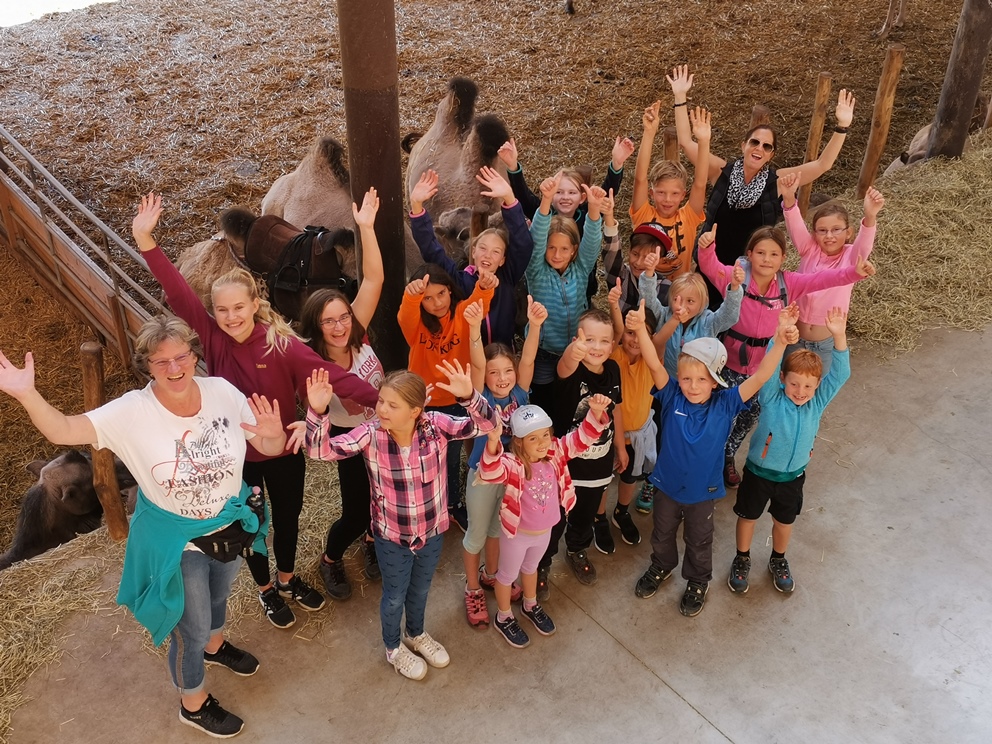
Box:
[681,337,729,387]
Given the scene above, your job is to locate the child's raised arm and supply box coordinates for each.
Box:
[601,192,623,290]
[825,306,848,353]
[410,169,438,215]
[636,247,665,324]
[631,101,661,214]
[738,306,800,402]
[518,296,547,391]
[537,171,562,217]
[695,224,732,293]
[557,327,589,380]
[498,138,542,219]
[463,300,487,393]
[627,299,668,389]
[607,278,625,343]
[687,106,712,215]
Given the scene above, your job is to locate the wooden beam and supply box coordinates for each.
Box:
[799,72,833,216]
[857,44,905,198]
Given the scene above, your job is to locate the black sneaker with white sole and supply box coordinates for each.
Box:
[203,641,259,676]
[679,580,709,617]
[258,587,295,629]
[179,694,244,738]
[521,603,556,636]
[592,516,615,555]
[635,561,673,598]
[277,575,326,611]
[612,507,641,545]
[494,614,530,648]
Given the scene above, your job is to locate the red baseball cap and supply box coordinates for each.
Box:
[632,222,673,252]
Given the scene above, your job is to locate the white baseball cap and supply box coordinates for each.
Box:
[681,337,728,387]
[509,405,554,437]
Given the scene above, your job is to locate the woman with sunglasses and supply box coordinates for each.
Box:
[295,190,387,602]
[667,65,855,308]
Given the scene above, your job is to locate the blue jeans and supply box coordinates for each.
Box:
[375,535,444,650]
[168,551,242,694]
[786,336,835,376]
[426,403,465,509]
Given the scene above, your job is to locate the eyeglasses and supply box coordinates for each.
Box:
[148,351,194,371]
[747,138,775,153]
[814,227,847,236]
[319,312,353,329]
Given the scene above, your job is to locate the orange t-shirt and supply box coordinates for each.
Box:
[629,201,705,280]
[610,346,654,440]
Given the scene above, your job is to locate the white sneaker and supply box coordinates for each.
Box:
[403,631,450,668]
[386,644,427,680]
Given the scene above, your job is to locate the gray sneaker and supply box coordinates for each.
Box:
[318,558,353,600]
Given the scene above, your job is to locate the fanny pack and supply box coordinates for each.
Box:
[190,489,265,563]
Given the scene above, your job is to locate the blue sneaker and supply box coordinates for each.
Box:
[635,483,656,514]
[769,556,795,593]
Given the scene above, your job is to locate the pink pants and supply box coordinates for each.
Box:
[495,531,551,586]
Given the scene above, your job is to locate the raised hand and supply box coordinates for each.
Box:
[476,268,500,291]
[242,394,284,440]
[434,359,474,400]
[487,416,504,443]
[697,223,717,250]
[642,246,660,277]
[730,259,746,291]
[601,187,616,226]
[306,367,334,414]
[835,89,856,128]
[689,106,712,141]
[352,187,380,228]
[666,65,693,100]
[778,303,800,328]
[777,172,801,206]
[608,278,623,308]
[132,192,163,251]
[586,392,612,420]
[856,254,876,278]
[569,327,590,361]
[863,187,885,221]
[781,325,800,345]
[463,299,485,329]
[405,274,430,296]
[642,100,662,136]
[612,136,636,169]
[410,169,439,212]
[540,171,563,203]
[497,138,519,170]
[583,184,608,219]
[0,350,37,401]
[477,166,514,206]
[624,299,647,332]
[824,306,848,336]
[526,295,548,326]
[669,295,691,324]
[285,420,306,454]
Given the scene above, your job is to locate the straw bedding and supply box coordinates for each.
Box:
[0,0,991,737]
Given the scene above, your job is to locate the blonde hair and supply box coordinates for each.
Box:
[667,273,708,308]
[210,268,300,356]
[133,315,203,375]
[647,160,689,189]
[547,216,581,267]
[470,228,508,262]
[381,370,427,411]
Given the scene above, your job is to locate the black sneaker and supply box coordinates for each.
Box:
[635,561,673,598]
[565,549,598,585]
[612,508,641,545]
[679,580,709,617]
[318,558,352,601]
[769,556,795,593]
[203,641,259,677]
[179,694,244,738]
[258,587,295,629]
[363,539,381,581]
[277,575,326,612]
[536,564,551,602]
[494,614,530,648]
[449,502,468,533]
[728,554,751,594]
[521,603,556,636]
[593,516,615,555]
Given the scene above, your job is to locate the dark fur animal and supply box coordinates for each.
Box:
[0,450,137,571]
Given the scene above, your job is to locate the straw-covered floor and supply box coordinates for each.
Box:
[1,0,991,738]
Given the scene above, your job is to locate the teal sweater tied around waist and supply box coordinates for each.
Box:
[117,483,269,646]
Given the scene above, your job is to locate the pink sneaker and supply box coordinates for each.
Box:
[464,588,489,628]
[478,566,522,602]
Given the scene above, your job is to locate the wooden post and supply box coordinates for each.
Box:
[663,126,679,161]
[470,212,487,240]
[80,342,128,540]
[857,44,905,198]
[336,0,407,371]
[926,0,992,159]
[798,72,833,216]
[749,105,772,130]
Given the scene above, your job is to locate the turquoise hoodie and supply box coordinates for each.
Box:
[745,345,851,481]
[117,484,268,646]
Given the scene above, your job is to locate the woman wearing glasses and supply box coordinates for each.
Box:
[0,316,287,737]
[296,191,387,602]
[667,65,856,308]
[132,192,380,631]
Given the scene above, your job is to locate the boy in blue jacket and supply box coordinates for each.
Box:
[728,307,851,595]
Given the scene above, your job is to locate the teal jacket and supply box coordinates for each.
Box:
[745,345,851,481]
[117,484,268,646]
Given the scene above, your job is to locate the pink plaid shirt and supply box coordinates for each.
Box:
[305,391,497,548]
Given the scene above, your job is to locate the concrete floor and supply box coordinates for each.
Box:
[10,328,992,744]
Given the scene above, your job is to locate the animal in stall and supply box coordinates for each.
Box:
[876,0,908,38]
[403,77,511,266]
[174,211,358,323]
[261,136,423,274]
[0,450,137,571]
[882,93,989,176]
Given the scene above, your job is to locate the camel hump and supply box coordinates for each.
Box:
[447,77,478,134]
[312,136,350,186]
[402,132,422,154]
[473,114,510,160]
[219,207,258,241]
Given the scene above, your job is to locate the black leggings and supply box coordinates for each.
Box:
[324,425,373,561]
[539,484,608,568]
[243,451,306,585]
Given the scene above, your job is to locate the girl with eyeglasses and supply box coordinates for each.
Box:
[132,192,380,631]
[296,191,387,602]
[778,173,885,374]
[667,65,856,308]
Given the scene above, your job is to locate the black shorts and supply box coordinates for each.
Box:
[733,465,805,525]
[619,442,648,484]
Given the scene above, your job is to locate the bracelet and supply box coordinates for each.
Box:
[672,102,687,108]
[834,126,849,134]
[470,336,482,343]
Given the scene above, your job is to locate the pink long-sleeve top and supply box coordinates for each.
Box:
[698,241,865,376]
[783,203,876,326]
[145,246,379,461]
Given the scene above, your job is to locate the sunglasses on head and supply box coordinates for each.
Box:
[747,138,775,153]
